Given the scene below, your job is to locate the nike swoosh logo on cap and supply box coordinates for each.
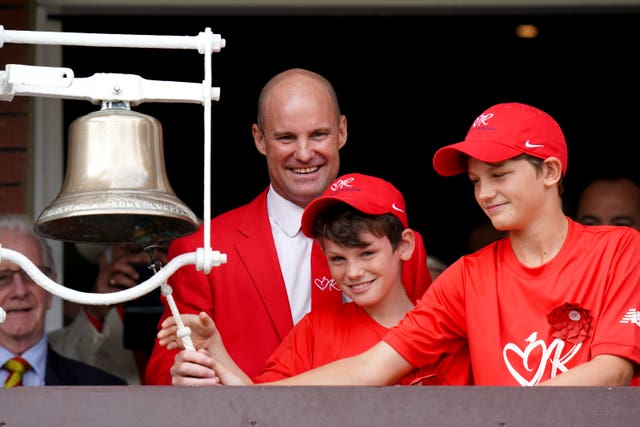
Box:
[392,203,405,213]
[524,140,544,148]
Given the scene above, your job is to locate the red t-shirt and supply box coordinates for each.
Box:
[384,219,640,385]
[254,302,472,385]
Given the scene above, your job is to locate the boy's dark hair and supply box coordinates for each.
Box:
[311,202,405,250]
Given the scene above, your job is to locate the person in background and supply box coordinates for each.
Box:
[194,102,639,387]
[159,173,470,386]
[576,175,640,230]
[574,175,640,387]
[144,68,431,384]
[0,214,126,386]
[48,242,168,385]
[426,255,448,281]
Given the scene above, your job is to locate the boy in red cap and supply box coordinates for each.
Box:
[158,173,472,386]
[206,103,639,386]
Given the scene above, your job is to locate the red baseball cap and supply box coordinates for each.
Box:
[301,173,408,237]
[432,102,568,176]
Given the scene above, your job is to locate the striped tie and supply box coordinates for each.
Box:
[3,356,30,388]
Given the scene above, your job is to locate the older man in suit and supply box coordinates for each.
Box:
[0,214,125,386]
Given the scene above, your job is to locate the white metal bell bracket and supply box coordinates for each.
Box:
[0,26,229,351]
[0,64,221,105]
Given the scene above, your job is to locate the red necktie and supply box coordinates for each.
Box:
[3,356,30,388]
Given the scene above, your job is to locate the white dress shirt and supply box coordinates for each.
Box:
[266,185,312,325]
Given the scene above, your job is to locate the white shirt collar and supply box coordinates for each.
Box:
[267,185,304,237]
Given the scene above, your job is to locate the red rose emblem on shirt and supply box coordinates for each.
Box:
[546,303,592,344]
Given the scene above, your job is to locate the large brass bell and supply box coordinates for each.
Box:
[35,102,199,246]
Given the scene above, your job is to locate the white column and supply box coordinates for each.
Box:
[33,8,64,332]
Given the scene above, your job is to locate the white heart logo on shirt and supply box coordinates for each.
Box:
[503,334,547,386]
[314,276,338,291]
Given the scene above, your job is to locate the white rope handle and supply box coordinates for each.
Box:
[160,282,195,351]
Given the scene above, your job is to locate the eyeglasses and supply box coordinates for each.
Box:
[0,266,52,289]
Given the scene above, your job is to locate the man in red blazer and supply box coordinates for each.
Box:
[144,68,431,384]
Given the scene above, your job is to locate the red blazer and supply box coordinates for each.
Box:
[144,188,431,384]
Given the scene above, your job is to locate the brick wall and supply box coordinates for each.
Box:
[0,0,31,214]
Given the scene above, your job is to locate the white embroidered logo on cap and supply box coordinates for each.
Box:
[391,203,405,213]
[473,113,494,128]
[525,140,544,148]
[330,177,355,191]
